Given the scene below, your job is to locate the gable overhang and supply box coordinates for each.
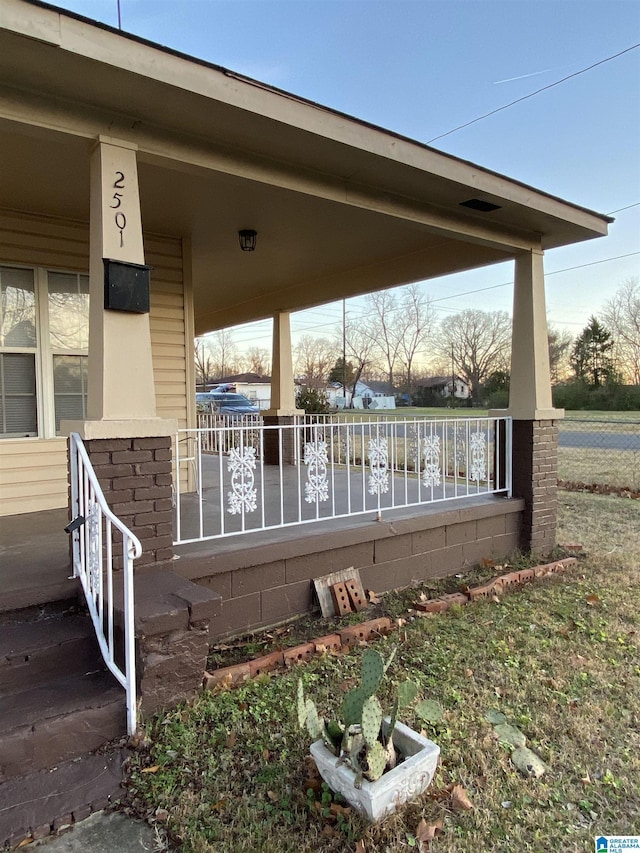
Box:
[0,0,611,335]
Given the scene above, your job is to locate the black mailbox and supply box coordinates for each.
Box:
[103,258,151,313]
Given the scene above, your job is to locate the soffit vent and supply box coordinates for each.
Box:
[459,198,502,212]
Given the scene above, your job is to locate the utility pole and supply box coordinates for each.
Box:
[342,299,347,400]
[450,344,455,408]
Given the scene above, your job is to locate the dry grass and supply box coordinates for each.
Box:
[558,447,640,489]
[126,493,640,852]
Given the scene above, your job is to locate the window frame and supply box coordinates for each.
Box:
[0,262,89,440]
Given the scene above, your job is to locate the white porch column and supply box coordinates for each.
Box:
[491,248,563,557]
[64,135,175,439]
[87,137,156,423]
[506,249,563,421]
[265,311,303,417]
[62,136,176,570]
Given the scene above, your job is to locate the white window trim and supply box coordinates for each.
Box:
[0,262,88,440]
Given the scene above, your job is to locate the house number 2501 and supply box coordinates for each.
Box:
[109,171,127,247]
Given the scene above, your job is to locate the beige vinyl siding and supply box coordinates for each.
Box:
[0,210,90,271]
[0,439,70,513]
[0,210,189,516]
[147,234,188,430]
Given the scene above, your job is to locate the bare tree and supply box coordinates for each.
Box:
[547,323,574,384]
[602,277,640,384]
[194,337,214,388]
[294,335,338,388]
[208,329,240,379]
[434,309,511,399]
[367,290,402,393]
[242,346,271,376]
[396,284,436,394]
[342,319,378,405]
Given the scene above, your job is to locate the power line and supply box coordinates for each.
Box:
[430,250,640,305]
[607,202,640,215]
[203,248,640,346]
[426,43,640,145]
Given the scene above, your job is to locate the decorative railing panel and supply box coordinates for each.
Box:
[68,433,141,736]
[173,415,511,546]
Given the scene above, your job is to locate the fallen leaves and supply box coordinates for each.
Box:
[415,817,444,851]
[451,784,474,811]
[141,764,160,773]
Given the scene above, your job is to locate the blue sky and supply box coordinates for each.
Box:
[52,0,640,353]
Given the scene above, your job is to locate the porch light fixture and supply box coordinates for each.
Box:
[238,229,257,251]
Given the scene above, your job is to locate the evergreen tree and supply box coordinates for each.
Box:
[328,357,355,388]
[570,316,616,386]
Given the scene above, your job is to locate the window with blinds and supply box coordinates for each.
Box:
[0,265,89,438]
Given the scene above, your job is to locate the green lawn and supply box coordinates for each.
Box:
[330,407,640,422]
[126,493,640,852]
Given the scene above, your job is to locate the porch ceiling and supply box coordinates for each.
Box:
[0,0,611,334]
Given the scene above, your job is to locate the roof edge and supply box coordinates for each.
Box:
[11,0,614,226]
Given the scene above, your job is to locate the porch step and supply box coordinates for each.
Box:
[0,606,102,695]
[0,669,125,783]
[0,749,128,848]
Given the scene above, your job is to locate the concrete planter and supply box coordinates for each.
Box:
[310,720,439,822]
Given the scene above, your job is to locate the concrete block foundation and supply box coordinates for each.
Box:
[175,496,524,641]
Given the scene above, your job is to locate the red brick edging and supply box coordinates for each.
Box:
[202,558,578,690]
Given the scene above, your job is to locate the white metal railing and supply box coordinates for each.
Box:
[173,415,512,546]
[68,432,141,736]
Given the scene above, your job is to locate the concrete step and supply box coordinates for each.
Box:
[0,670,126,783]
[0,609,102,695]
[0,749,128,848]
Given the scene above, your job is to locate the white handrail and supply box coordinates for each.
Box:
[68,432,141,736]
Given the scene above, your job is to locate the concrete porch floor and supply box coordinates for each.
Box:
[0,507,76,612]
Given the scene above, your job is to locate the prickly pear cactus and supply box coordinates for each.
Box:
[342,649,385,728]
[397,679,419,709]
[297,679,325,741]
[323,719,344,754]
[361,695,383,747]
[342,686,367,728]
[297,679,307,729]
[387,678,419,744]
[364,741,388,782]
[305,699,324,740]
[360,649,384,697]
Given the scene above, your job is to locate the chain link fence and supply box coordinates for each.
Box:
[558,418,640,492]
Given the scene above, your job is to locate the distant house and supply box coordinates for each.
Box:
[416,376,470,401]
[324,380,396,409]
[206,373,272,408]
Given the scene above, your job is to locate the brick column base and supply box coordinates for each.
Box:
[511,419,559,557]
[263,416,297,465]
[80,435,174,568]
[114,569,222,715]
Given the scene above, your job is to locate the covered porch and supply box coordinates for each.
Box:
[0,0,611,722]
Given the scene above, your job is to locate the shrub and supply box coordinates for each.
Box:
[295,387,331,414]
